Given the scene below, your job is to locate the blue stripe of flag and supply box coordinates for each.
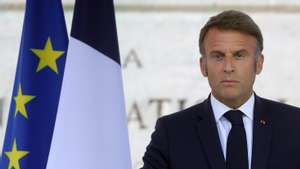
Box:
[71,0,121,64]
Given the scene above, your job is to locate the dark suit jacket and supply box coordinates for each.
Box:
[141,95,300,169]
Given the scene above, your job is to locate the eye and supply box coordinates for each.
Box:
[234,52,245,59]
[211,53,224,61]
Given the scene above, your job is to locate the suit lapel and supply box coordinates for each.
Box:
[196,98,226,169]
[251,95,272,169]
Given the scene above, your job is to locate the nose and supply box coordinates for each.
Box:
[223,56,234,73]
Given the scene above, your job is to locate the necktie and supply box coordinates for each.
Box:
[224,110,248,169]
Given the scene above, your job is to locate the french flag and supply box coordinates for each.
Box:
[46,0,132,168]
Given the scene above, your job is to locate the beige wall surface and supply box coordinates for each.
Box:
[1,1,300,168]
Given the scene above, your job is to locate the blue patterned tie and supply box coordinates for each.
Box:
[224,110,248,169]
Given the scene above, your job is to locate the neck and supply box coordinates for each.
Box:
[212,91,253,109]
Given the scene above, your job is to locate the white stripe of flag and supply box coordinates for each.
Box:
[46,0,132,168]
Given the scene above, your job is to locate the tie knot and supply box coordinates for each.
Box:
[224,110,244,125]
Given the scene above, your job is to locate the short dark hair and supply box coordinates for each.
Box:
[199,10,263,56]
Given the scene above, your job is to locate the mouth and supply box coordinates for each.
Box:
[221,80,239,86]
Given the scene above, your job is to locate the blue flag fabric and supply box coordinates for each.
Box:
[46,0,132,168]
[0,0,68,169]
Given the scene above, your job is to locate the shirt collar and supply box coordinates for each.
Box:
[210,93,254,122]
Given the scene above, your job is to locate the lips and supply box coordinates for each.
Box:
[221,80,239,86]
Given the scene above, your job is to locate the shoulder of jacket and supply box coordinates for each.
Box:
[259,96,300,112]
[157,101,205,124]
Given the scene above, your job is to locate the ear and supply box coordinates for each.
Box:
[200,56,208,77]
[255,54,264,74]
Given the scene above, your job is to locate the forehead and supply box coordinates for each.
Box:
[203,28,257,53]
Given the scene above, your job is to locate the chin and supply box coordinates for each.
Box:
[219,90,241,101]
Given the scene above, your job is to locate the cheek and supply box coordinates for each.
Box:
[206,67,219,80]
[239,64,257,85]
[206,63,225,86]
[206,69,223,88]
[206,62,222,74]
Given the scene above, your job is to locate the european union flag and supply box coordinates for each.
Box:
[0,0,68,169]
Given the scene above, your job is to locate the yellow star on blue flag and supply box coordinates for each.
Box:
[5,139,29,169]
[31,37,65,74]
[0,0,68,168]
[14,84,35,119]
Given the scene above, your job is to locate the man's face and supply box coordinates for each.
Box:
[200,28,264,108]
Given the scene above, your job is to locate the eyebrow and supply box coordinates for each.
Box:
[209,49,249,56]
[233,49,248,54]
[209,51,224,56]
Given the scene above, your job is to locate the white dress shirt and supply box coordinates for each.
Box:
[210,93,254,169]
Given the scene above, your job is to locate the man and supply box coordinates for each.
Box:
[141,10,300,169]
